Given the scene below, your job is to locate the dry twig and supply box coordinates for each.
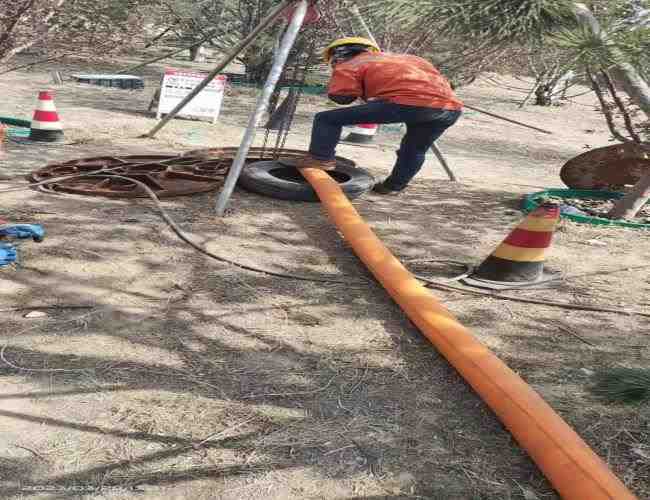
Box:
[12,443,48,461]
[0,305,93,313]
[192,417,256,449]
[556,325,596,347]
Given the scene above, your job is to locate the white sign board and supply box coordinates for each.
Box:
[157,68,227,124]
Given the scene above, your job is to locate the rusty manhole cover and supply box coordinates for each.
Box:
[29,149,357,198]
[29,155,229,198]
[560,142,650,190]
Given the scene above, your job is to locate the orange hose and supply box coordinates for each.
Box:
[300,167,636,500]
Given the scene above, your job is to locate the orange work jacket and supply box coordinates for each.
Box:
[328,52,463,111]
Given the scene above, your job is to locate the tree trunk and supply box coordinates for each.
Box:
[573,3,650,219]
[519,79,541,108]
[573,3,650,120]
[145,25,175,48]
[242,50,275,83]
[535,84,553,105]
[553,70,575,99]
[607,171,650,220]
[189,44,206,62]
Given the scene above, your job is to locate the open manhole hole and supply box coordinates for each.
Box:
[29,155,229,198]
[184,147,357,169]
[269,166,351,184]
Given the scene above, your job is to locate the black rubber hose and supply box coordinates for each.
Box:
[0,172,363,285]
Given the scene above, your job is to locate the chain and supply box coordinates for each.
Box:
[272,75,299,157]
[272,50,315,159]
[261,62,291,159]
[259,4,329,160]
[261,24,288,160]
[273,42,315,159]
[258,20,317,160]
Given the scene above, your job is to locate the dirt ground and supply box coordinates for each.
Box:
[0,54,648,500]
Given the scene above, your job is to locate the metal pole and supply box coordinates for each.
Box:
[464,104,553,134]
[144,0,294,139]
[214,0,308,216]
[431,143,457,182]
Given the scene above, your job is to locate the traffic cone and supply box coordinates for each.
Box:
[28,90,64,143]
[461,203,560,290]
[344,123,378,144]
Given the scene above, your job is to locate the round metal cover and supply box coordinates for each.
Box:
[29,155,228,198]
[560,142,650,190]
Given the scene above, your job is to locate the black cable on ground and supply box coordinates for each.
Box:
[3,174,649,305]
[404,259,650,317]
[99,175,360,285]
[0,164,141,193]
[402,258,561,290]
[399,258,474,284]
[420,279,650,318]
[0,173,362,285]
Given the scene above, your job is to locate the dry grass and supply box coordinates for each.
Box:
[591,368,650,403]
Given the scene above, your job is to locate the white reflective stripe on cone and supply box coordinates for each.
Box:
[36,100,57,112]
[31,120,64,130]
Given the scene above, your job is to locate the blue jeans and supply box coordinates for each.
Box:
[309,101,461,190]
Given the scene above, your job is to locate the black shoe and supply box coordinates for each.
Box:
[372,181,403,195]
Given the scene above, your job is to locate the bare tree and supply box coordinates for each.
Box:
[156,0,285,81]
[0,0,150,71]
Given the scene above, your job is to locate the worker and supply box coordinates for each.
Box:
[296,38,463,195]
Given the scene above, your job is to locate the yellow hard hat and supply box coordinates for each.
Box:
[323,37,380,62]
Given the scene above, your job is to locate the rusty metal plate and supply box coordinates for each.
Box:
[29,149,357,198]
[29,155,228,198]
[560,143,650,190]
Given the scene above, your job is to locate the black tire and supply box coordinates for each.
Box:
[238,161,375,202]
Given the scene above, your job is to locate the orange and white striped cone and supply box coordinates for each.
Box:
[343,123,378,144]
[27,90,64,143]
[461,203,560,290]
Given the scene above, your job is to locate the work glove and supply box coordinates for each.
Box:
[0,224,45,242]
[0,243,17,266]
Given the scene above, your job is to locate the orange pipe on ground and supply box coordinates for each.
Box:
[299,167,635,500]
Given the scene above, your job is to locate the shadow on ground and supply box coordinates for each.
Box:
[0,174,646,500]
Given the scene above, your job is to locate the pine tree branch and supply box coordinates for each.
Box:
[601,69,643,143]
[587,67,630,143]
